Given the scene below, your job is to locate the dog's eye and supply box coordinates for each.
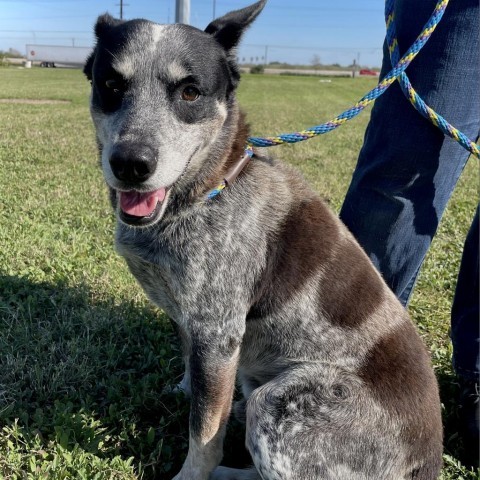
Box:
[105,79,124,93]
[181,86,200,102]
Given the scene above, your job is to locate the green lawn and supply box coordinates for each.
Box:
[0,67,477,479]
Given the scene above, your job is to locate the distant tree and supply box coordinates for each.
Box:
[311,54,321,69]
[250,65,264,74]
[0,48,23,59]
[8,48,22,57]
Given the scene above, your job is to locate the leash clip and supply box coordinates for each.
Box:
[206,145,254,200]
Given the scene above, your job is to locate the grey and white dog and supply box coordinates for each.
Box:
[84,1,443,479]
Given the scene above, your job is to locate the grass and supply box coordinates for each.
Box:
[0,67,477,479]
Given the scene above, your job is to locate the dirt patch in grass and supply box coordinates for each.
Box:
[0,98,71,105]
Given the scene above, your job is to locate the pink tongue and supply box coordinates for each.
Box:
[119,189,166,217]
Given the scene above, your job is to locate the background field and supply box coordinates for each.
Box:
[0,68,477,479]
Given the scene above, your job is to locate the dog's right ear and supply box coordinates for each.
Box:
[84,13,124,81]
[94,13,125,38]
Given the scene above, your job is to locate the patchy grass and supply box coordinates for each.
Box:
[0,68,477,479]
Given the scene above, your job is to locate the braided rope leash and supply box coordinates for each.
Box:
[247,0,479,158]
[384,0,479,158]
[207,0,479,200]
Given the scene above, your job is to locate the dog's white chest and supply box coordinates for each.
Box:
[117,242,184,322]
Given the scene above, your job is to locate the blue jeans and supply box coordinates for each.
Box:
[340,0,479,380]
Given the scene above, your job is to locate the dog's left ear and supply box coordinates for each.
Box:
[205,0,266,56]
[205,0,266,90]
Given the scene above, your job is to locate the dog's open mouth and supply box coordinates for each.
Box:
[118,188,168,227]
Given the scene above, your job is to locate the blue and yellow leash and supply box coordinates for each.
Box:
[384,0,478,157]
[207,0,479,200]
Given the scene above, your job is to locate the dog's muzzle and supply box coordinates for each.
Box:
[108,142,168,227]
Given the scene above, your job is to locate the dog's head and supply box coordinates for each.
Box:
[84,1,266,227]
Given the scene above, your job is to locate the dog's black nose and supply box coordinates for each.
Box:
[109,143,156,183]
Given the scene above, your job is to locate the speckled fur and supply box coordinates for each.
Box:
[85,2,443,479]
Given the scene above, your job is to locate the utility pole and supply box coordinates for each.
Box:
[176,0,190,24]
[213,0,216,20]
[352,52,360,78]
[116,0,129,19]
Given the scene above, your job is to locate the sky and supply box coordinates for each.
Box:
[0,0,387,67]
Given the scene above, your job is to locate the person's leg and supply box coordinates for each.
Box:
[452,207,480,382]
[340,0,480,305]
[451,207,479,467]
[340,0,480,467]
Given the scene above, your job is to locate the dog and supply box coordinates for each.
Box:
[84,1,443,478]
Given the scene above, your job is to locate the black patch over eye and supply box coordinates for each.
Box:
[181,85,200,102]
[105,79,124,93]
[91,74,126,113]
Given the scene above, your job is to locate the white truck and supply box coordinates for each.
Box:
[26,44,92,68]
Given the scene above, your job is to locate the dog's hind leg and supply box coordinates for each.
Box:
[210,466,261,480]
[243,363,422,480]
[245,367,330,480]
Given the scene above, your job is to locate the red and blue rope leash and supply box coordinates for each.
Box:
[207,0,479,200]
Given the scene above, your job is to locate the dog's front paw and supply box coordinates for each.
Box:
[210,466,259,479]
[171,470,186,480]
[176,373,192,396]
[162,374,191,397]
[172,468,204,480]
